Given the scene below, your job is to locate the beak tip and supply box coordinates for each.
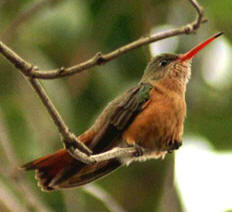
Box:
[179,32,223,61]
[214,31,224,38]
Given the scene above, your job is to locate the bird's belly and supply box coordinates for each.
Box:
[122,95,185,151]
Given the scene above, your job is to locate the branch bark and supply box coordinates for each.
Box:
[0,111,53,212]
[0,0,206,162]
[0,0,206,79]
[1,0,60,43]
[83,184,126,212]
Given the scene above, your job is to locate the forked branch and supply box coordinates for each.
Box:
[1,0,50,42]
[0,0,206,80]
[0,0,206,164]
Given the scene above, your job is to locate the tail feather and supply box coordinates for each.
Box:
[50,159,121,189]
[22,149,121,191]
[22,149,75,191]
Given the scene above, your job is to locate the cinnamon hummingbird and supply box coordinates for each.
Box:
[22,32,223,191]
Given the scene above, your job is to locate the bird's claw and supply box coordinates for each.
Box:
[167,140,182,152]
[132,144,144,157]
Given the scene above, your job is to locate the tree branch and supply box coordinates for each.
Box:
[0,0,207,164]
[0,111,53,212]
[0,0,206,80]
[83,184,126,212]
[28,77,94,164]
[0,42,94,162]
[1,0,59,43]
[0,180,27,212]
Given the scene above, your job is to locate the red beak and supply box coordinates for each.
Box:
[179,32,223,61]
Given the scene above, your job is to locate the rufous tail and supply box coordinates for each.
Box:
[22,149,121,191]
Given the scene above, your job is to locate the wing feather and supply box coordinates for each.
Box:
[91,83,152,153]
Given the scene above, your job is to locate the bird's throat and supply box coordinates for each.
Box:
[159,70,190,96]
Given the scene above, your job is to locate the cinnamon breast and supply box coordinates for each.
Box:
[122,85,186,151]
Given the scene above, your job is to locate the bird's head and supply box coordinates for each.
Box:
[141,32,223,89]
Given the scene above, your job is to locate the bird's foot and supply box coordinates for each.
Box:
[167,140,182,153]
[90,146,144,162]
[64,137,96,164]
[128,144,144,157]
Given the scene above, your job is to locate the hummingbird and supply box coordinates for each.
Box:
[22,32,223,191]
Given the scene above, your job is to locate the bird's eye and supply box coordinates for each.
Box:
[160,59,168,67]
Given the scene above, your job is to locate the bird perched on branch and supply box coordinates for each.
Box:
[22,32,223,191]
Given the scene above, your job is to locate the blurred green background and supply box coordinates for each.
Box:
[0,0,231,212]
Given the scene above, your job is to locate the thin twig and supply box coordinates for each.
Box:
[28,77,93,157]
[0,0,205,79]
[0,40,93,161]
[0,112,53,212]
[0,165,53,212]
[0,0,207,209]
[0,0,206,163]
[0,171,53,212]
[0,0,95,162]
[0,110,18,165]
[1,0,52,42]
[83,184,126,212]
[0,180,27,212]
[0,0,7,9]
[28,78,70,142]
[188,0,205,28]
